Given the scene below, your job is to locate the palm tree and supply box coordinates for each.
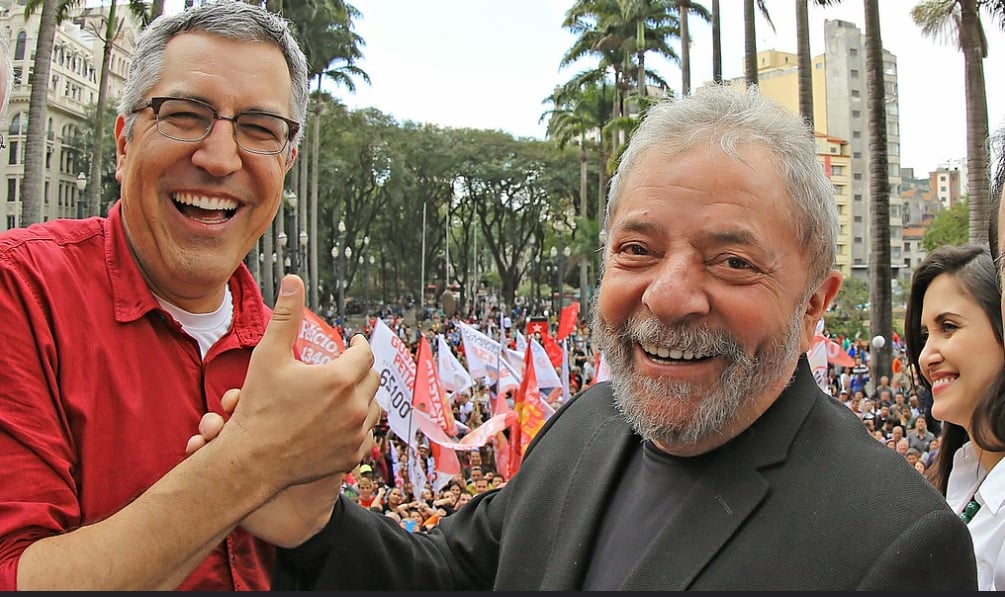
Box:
[561,0,677,168]
[911,0,1005,247]
[84,1,125,218]
[673,1,711,96]
[286,0,369,310]
[126,0,164,26]
[21,0,76,227]
[864,0,892,386]
[711,0,721,83]
[796,1,842,132]
[742,0,774,87]
[541,80,616,304]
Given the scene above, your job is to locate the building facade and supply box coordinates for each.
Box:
[1,0,140,230]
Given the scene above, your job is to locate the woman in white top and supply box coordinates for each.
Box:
[904,244,1005,590]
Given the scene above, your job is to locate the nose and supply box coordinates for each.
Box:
[641,252,711,323]
[190,117,243,177]
[918,336,942,380]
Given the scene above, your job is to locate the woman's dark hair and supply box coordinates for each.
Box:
[989,126,1005,262]
[903,244,1004,495]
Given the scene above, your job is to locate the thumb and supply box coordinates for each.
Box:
[254,274,305,365]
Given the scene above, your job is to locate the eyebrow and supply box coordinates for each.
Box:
[161,92,289,118]
[619,217,770,252]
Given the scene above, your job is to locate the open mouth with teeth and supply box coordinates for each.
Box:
[640,341,714,363]
[173,192,239,224]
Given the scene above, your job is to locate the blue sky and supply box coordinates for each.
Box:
[162,0,1004,176]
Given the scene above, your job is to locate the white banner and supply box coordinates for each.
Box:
[437,334,473,395]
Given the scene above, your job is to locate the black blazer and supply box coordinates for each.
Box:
[275,357,977,590]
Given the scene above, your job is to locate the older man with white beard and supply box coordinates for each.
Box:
[213,84,979,590]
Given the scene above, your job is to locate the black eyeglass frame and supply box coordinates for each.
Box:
[133,96,301,155]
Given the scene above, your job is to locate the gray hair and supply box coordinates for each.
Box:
[0,26,11,122]
[117,0,308,149]
[604,84,839,289]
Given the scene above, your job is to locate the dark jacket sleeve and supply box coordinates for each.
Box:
[273,486,505,590]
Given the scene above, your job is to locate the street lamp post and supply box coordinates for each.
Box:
[560,244,570,311]
[298,229,309,282]
[75,172,87,219]
[333,220,346,322]
[343,245,353,319]
[277,228,288,274]
[549,246,559,316]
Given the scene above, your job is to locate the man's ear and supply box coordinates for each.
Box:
[800,270,843,352]
[114,115,128,182]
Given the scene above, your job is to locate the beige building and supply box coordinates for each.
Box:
[1,0,141,230]
[728,37,908,288]
[816,132,853,279]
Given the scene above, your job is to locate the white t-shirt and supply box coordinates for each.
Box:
[155,285,234,358]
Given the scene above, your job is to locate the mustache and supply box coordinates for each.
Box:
[613,315,747,361]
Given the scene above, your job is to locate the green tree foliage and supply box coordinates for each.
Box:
[824,276,871,340]
[922,198,970,252]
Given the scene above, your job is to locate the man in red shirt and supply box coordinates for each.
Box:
[0,1,379,590]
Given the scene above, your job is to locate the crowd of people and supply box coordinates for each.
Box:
[3,0,1005,591]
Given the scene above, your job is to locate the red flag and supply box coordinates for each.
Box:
[540,332,564,370]
[294,309,346,364]
[556,301,580,341]
[822,335,855,367]
[509,343,548,475]
[412,335,457,437]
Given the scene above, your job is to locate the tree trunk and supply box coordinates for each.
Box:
[864,0,892,383]
[310,98,322,311]
[262,220,275,306]
[711,0,722,84]
[578,132,589,309]
[795,0,814,131]
[89,1,121,218]
[679,0,691,96]
[743,0,758,87]
[21,0,58,227]
[960,0,990,247]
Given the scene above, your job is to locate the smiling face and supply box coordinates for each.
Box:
[592,144,841,455]
[919,273,1004,432]
[114,33,296,312]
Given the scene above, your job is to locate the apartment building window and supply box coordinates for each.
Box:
[7,141,18,165]
[854,194,862,202]
[850,69,859,78]
[850,48,858,56]
[14,31,27,61]
[6,215,15,230]
[853,173,862,180]
[851,89,860,99]
[854,215,862,223]
[832,165,844,175]
[7,179,16,202]
[853,131,861,138]
[855,237,863,244]
[852,110,860,118]
[853,152,862,158]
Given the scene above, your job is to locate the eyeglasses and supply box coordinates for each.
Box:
[133,97,300,155]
